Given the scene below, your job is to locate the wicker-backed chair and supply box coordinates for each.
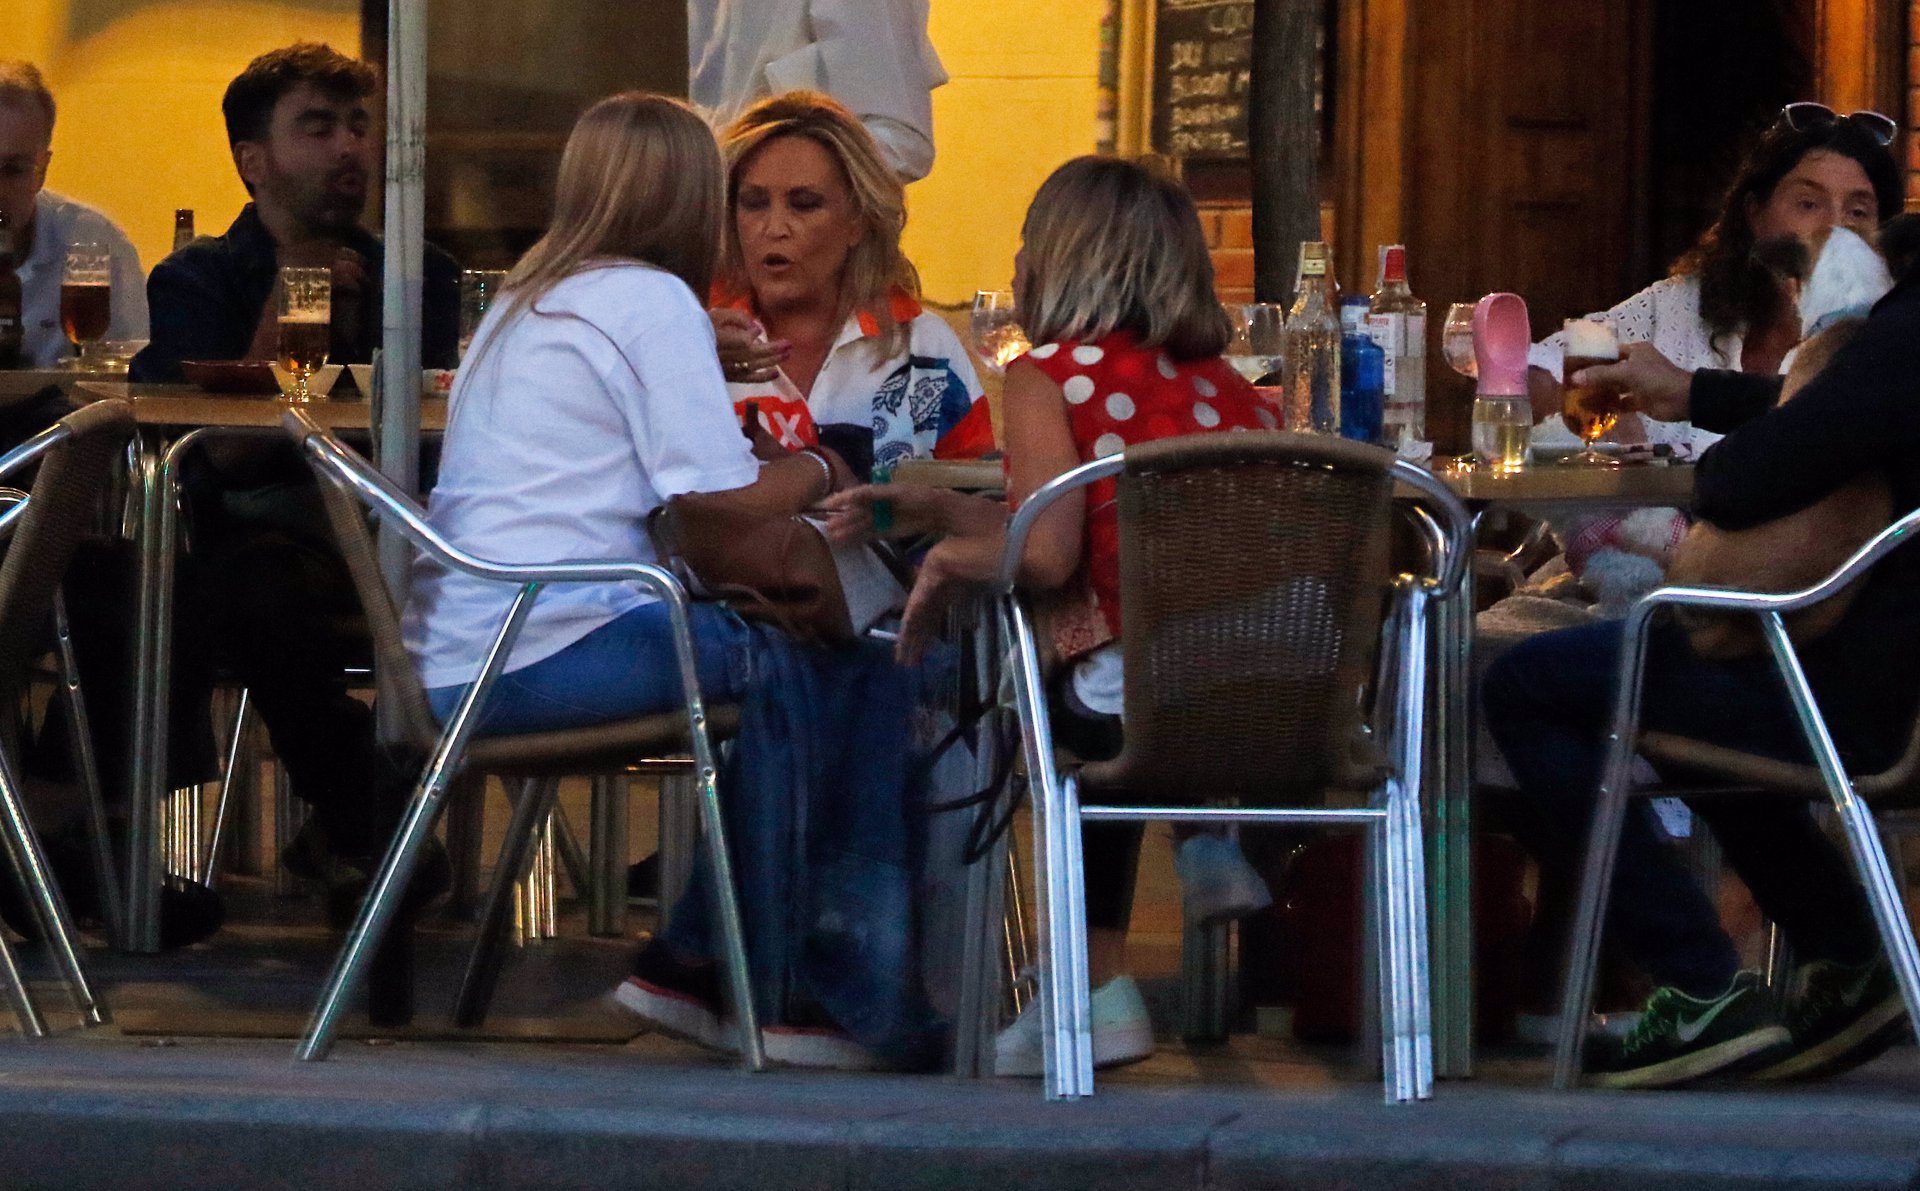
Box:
[279,408,760,1067]
[1551,509,1920,1088]
[999,431,1470,1102]
[0,400,135,1036]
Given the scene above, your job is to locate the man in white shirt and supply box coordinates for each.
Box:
[687,0,946,181]
[0,61,147,367]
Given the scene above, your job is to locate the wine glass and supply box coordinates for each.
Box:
[1560,316,1623,467]
[1441,302,1477,378]
[277,266,333,403]
[970,290,1030,374]
[458,269,508,362]
[1225,302,1287,383]
[61,242,113,370]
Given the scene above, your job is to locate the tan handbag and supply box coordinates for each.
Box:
[648,498,855,644]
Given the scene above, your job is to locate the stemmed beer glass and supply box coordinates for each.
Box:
[1560,316,1623,466]
[277,266,333,403]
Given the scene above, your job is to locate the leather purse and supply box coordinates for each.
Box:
[648,498,857,644]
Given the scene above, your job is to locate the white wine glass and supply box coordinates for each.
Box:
[1441,302,1477,378]
[970,290,1029,375]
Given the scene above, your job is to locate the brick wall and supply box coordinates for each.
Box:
[1201,203,1257,305]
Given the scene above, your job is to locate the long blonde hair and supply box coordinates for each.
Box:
[504,92,724,314]
[1016,156,1231,360]
[718,91,918,358]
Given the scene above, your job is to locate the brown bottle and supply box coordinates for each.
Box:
[0,212,22,369]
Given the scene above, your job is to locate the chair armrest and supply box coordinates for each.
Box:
[996,454,1123,590]
[1633,503,1920,621]
[280,407,694,610]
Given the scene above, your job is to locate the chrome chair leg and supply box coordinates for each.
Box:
[454,776,560,1027]
[1760,617,1920,1037]
[1036,772,1094,1099]
[0,748,103,1025]
[52,591,122,947]
[548,801,591,903]
[199,688,253,885]
[588,775,628,937]
[0,929,45,1036]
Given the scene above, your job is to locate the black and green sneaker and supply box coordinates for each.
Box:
[1751,957,1911,1082]
[1585,972,1791,1089]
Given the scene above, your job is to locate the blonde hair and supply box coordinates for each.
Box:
[0,61,55,141]
[504,92,723,314]
[719,91,918,358]
[1016,156,1231,360]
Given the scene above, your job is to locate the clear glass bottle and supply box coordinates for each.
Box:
[1285,241,1341,434]
[1367,244,1427,446]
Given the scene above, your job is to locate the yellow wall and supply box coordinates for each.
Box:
[907,0,1106,306]
[3,1,360,272]
[4,0,1104,302]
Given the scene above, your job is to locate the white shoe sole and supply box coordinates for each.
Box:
[610,977,737,1054]
[762,1025,880,1070]
[995,1018,1156,1077]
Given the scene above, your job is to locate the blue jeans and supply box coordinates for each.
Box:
[426,601,755,733]
[1482,618,1880,997]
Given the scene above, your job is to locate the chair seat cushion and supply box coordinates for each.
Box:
[463,704,741,777]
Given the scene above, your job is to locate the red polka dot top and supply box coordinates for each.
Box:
[1021,331,1277,639]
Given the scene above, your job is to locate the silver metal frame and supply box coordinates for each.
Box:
[1552,506,1920,1088]
[280,410,762,1068]
[998,448,1468,1102]
[0,430,110,1035]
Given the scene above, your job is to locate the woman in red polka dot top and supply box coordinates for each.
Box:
[825,155,1279,1074]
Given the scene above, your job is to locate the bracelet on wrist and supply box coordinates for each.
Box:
[798,447,836,499]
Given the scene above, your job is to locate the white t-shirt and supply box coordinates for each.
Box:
[404,265,760,690]
[687,0,946,181]
[18,190,148,367]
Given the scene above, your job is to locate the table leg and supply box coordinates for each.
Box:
[125,434,166,953]
[1427,523,1478,1079]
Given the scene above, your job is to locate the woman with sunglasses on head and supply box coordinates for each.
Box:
[1530,103,1903,444]
[1482,102,1920,1091]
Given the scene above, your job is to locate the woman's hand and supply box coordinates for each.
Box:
[819,484,1006,543]
[1574,341,1692,423]
[710,307,789,384]
[895,533,1006,665]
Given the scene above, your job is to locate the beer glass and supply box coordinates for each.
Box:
[1560,317,1623,466]
[278,266,333,403]
[459,269,507,362]
[970,290,1029,375]
[61,242,112,369]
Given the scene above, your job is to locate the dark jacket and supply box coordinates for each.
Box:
[131,204,459,383]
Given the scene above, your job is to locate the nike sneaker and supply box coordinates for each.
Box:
[1751,956,1911,1081]
[1584,972,1790,1089]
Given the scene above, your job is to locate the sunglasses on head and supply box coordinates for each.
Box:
[1778,102,1899,146]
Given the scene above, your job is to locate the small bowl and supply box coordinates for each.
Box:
[269,362,344,398]
[180,360,281,395]
[347,363,374,395]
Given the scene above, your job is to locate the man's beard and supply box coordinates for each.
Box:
[265,167,366,235]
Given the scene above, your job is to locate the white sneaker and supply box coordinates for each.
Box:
[993,975,1155,1077]
[1175,834,1273,925]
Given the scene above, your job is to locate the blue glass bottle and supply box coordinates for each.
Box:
[1339,296,1385,444]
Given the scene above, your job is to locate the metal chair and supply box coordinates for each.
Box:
[999,431,1470,1102]
[279,408,760,1067]
[0,400,135,1035]
[1552,506,1920,1088]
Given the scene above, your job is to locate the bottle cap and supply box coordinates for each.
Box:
[1379,245,1408,284]
[1473,293,1532,397]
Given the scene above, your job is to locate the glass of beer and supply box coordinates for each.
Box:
[278,266,333,403]
[61,242,113,369]
[1561,317,1623,466]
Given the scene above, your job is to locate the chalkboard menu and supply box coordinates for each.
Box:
[1150,0,1254,159]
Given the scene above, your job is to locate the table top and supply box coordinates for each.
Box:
[74,382,449,432]
[0,368,120,400]
[892,454,1694,508]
